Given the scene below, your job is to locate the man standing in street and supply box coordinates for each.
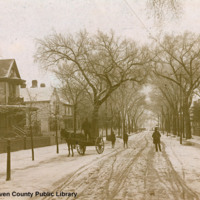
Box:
[82,117,91,140]
[123,132,129,148]
[152,127,161,152]
[111,130,116,148]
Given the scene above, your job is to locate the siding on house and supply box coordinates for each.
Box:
[20,86,74,135]
[0,82,6,104]
[0,59,26,137]
[191,100,200,136]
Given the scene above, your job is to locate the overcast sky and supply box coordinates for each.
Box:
[1,0,200,86]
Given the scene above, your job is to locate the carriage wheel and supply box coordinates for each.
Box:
[76,144,86,155]
[95,137,104,154]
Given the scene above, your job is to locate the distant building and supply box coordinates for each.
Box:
[190,99,200,136]
[0,59,28,137]
[20,81,74,135]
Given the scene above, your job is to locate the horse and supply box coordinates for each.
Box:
[60,129,76,157]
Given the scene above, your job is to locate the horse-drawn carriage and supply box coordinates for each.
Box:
[60,129,104,156]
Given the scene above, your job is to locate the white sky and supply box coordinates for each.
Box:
[1,0,200,86]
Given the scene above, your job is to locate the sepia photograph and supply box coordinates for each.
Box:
[0,0,200,199]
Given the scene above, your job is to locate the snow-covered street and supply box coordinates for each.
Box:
[0,131,200,200]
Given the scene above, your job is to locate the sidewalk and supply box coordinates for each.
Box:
[187,135,200,148]
[166,132,200,148]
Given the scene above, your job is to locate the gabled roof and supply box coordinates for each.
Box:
[20,87,72,105]
[57,91,71,105]
[20,87,56,102]
[0,59,21,78]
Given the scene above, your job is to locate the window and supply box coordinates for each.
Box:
[9,83,16,97]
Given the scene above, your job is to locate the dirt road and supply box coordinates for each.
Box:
[41,132,199,200]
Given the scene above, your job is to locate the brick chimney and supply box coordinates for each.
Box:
[40,83,46,87]
[31,80,38,88]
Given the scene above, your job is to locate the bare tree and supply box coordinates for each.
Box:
[108,82,146,136]
[146,0,182,22]
[56,65,88,134]
[35,30,149,137]
[152,32,200,138]
[129,96,146,132]
[148,79,181,137]
[24,88,38,161]
[23,87,60,154]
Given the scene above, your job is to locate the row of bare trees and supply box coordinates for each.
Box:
[35,30,149,137]
[96,82,147,138]
[150,32,200,140]
[34,30,200,139]
[106,83,146,135]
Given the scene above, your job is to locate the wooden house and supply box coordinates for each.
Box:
[0,59,27,137]
[20,82,74,135]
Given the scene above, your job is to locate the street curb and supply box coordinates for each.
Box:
[182,140,200,148]
[165,134,200,149]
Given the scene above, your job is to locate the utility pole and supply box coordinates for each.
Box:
[161,106,164,134]
[29,109,34,161]
[6,139,11,181]
[105,99,108,140]
[55,103,59,154]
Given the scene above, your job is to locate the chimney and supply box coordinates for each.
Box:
[21,83,26,88]
[40,83,46,88]
[31,80,38,88]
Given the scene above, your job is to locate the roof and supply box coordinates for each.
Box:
[0,59,21,78]
[20,87,72,105]
[0,105,37,114]
[20,87,56,102]
[59,96,71,105]
[57,91,71,105]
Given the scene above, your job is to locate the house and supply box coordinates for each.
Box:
[20,81,74,135]
[190,99,200,136]
[57,91,74,130]
[0,59,28,137]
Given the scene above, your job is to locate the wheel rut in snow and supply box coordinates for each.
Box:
[41,133,147,200]
[143,138,199,200]
[41,132,199,200]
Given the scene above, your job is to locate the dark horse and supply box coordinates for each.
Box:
[60,129,76,157]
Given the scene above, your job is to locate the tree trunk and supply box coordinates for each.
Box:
[133,119,137,132]
[92,103,100,139]
[123,118,126,135]
[128,115,131,134]
[167,111,171,134]
[172,112,177,135]
[161,107,164,133]
[110,104,113,134]
[165,116,167,133]
[184,100,192,139]
[105,100,108,140]
[131,119,134,132]
[110,118,113,134]
[176,112,180,136]
[55,116,59,154]
[73,104,77,134]
[30,125,34,160]
[122,112,126,136]
[118,112,121,137]
[29,113,34,160]
[182,106,185,138]
[121,108,126,136]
